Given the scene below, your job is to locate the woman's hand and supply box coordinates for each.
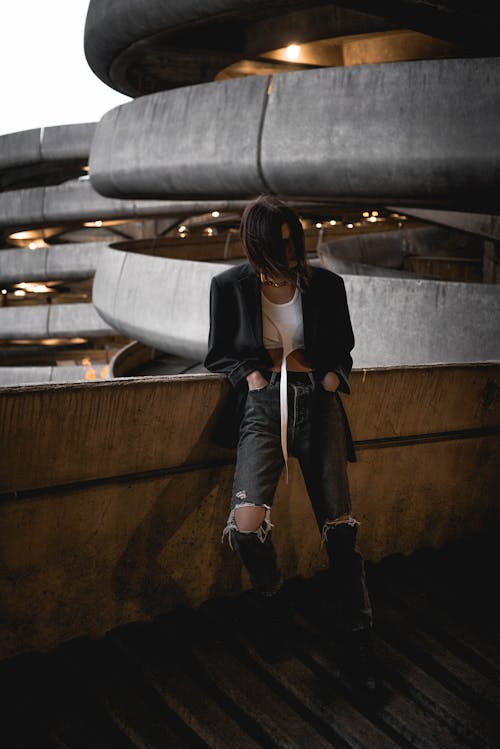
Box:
[321,371,340,392]
[247,370,268,390]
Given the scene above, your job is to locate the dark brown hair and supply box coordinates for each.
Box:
[239,195,312,291]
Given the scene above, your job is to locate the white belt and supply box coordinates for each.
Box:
[279,349,289,484]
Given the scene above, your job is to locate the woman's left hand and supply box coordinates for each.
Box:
[321,371,340,392]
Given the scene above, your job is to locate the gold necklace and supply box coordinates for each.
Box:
[260,272,289,287]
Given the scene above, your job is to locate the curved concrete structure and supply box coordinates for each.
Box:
[92,249,500,367]
[318,226,485,272]
[0,303,114,340]
[386,207,500,241]
[89,58,500,208]
[0,242,105,284]
[0,366,95,387]
[0,123,95,190]
[84,0,495,96]
[0,178,251,231]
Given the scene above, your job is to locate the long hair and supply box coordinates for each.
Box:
[239,195,312,291]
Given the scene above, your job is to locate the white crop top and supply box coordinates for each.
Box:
[261,286,305,483]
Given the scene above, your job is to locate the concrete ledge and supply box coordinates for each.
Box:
[0,364,498,658]
[0,242,106,283]
[87,58,500,206]
[92,250,500,366]
[0,178,255,230]
[0,366,93,387]
[90,76,270,199]
[260,58,500,205]
[0,124,96,189]
[0,303,114,340]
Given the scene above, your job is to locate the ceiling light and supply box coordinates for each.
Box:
[285,44,300,61]
[371,210,379,216]
[212,211,220,218]
[362,211,370,218]
[329,220,337,226]
[14,289,26,296]
[347,223,354,229]
[315,222,322,229]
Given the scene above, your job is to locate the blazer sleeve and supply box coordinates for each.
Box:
[204,275,264,388]
[315,274,355,395]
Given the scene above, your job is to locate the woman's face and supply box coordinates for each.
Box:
[281,223,298,268]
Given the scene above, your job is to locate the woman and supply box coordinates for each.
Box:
[204,195,377,692]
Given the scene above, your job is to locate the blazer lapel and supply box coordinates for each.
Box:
[237,264,262,347]
[301,273,319,351]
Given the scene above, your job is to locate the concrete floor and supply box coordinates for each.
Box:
[1,532,498,748]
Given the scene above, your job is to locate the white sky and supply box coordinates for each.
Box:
[0,1,130,136]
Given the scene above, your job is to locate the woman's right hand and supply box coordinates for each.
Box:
[246,370,268,390]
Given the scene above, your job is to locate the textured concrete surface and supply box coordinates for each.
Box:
[0,364,498,657]
[84,0,497,95]
[0,178,253,230]
[91,76,270,198]
[89,58,500,207]
[0,366,92,386]
[92,250,500,366]
[0,123,95,171]
[318,226,485,270]
[0,242,105,283]
[0,123,96,189]
[260,58,500,206]
[386,207,500,241]
[0,303,114,340]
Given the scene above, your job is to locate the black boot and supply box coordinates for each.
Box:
[324,522,381,697]
[231,529,282,594]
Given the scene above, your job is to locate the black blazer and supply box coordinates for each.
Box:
[204,261,357,461]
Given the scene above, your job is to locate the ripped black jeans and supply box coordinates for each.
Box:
[222,370,373,632]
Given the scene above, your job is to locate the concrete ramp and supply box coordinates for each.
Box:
[92,249,500,367]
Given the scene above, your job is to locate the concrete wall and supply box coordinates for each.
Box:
[89,58,500,206]
[0,178,252,230]
[0,303,114,340]
[92,249,500,366]
[0,123,95,172]
[90,76,270,198]
[318,226,485,269]
[0,242,106,283]
[0,364,498,658]
[0,366,93,387]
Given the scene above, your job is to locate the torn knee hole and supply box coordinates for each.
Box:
[321,515,360,544]
[221,503,274,549]
[234,504,266,532]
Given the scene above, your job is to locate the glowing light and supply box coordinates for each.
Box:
[315,222,322,229]
[82,165,89,172]
[371,210,379,216]
[16,283,27,288]
[285,44,300,61]
[179,225,187,232]
[368,216,377,222]
[14,289,26,296]
[211,211,220,218]
[83,220,103,228]
[9,231,35,240]
[100,365,109,379]
[329,220,337,226]
[1,289,7,294]
[362,211,370,218]
[207,227,214,236]
[347,223,354,229]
